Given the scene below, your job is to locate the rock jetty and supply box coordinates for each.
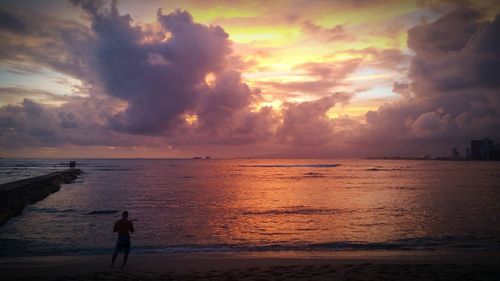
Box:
[0,169,82,226]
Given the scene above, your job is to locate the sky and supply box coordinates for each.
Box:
[0,0,499,158]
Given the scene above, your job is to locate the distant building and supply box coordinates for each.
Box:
[470,138,499,160]
[492,144,500,161]
[452,148,460,160]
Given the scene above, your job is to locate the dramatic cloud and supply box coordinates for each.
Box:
[67,1,276,144]
[257,59,362,97]
[73,4,226,134]
[1,1,499,157]
[0,7,93,80]
[0,95,172,150]
[277,92,352,146]
[360,7,500,155]
[0,2,279,151]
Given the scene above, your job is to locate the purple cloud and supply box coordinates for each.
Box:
[1,3,499,157]
[359,7,500,155]
[277,92,352,146]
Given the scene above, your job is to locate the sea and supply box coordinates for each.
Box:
[0,158,499,257]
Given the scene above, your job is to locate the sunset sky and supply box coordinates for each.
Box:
[1,0,499,158]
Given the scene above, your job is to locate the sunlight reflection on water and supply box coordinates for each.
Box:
[1,158,499,256]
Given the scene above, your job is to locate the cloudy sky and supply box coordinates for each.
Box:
[0,0,499,158]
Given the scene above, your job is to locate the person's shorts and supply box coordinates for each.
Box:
[115,235,131,254]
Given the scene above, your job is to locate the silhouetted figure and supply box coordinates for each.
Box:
[111,211,134,267]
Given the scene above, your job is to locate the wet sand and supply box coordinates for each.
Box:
[1,252,499,280]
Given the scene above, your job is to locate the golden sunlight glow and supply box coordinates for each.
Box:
[113,1,449,122]
[132,0,420,124]
[205,72,216,87]
[184,113,198,125]
[226,25,302,45]
[316,1,416,27]
[256,97,283,110]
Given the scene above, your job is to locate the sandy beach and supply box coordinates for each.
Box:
[1,252,499,280]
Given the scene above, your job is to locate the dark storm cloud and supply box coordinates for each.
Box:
[359,7,500,154]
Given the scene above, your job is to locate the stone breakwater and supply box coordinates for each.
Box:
[0,169,82,226]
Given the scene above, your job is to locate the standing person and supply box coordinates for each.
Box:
[111,211,134,267]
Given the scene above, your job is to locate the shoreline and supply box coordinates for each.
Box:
[1,251,499,280]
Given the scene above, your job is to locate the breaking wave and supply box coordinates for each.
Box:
[1,235,498,256]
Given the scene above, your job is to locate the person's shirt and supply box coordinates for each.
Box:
[113,219,134,236]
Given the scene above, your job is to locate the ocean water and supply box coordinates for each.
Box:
[0,158,500,256]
